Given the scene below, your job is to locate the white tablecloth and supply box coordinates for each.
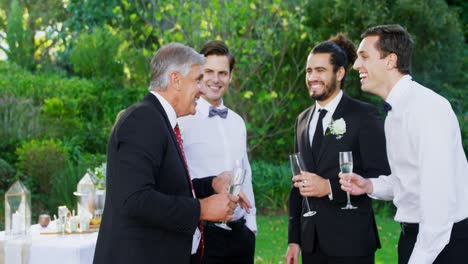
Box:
[0,222,97,264]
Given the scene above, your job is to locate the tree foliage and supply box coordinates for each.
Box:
[113,0,314,159]
[0,0,465,163]
[1,0,69,68]
[5,0,33,69]
[69,26,123,84]
[304,0,465,91]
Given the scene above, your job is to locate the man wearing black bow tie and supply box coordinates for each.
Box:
[178,40,257,264]
[340,24,468,264]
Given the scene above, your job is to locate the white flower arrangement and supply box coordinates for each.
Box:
[327,118,346,139]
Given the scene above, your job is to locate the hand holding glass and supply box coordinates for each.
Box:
[289,153,316,217]
[215,163,246,230]
[340,151,357,210]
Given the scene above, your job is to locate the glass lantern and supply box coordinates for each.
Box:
[5,180,31,237]
[73,172,96,218]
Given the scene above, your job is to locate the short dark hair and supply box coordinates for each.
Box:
[311,33,356,89]
[200,40,236,72]
[361,24,413,74]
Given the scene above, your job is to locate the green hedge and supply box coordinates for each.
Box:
[251,160,291,214]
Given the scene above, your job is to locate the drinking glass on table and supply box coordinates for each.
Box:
[340,151,357,210]
[289,153,316,217]
[58,206,68,234]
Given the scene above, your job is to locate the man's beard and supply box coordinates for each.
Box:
[310,75,339,102]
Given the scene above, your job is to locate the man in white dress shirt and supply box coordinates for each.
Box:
[340,24,468,264]
[178,40,257,264]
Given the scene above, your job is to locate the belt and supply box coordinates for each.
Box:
[400,222,419,235]
[400,217,468,235]
[204,218,246,231]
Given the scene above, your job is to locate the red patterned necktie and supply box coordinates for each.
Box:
[174,124,204,259]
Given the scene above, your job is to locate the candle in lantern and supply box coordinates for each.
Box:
[11,210,21,233]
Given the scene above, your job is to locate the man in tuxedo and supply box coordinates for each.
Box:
[179,40,257,264]
[286,34,391,264]
[340,24,468,264]
[93,43,244,264]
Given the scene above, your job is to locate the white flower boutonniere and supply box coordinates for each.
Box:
[327,118,346,139]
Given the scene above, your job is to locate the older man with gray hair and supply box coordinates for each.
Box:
[94,43,246,264]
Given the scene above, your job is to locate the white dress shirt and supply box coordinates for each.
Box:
[308,90,343,146]
[369,75,468,264]
[178,97,257,232]
[150,91,201,254]
[308,90,343,200]
[150,91,176,129]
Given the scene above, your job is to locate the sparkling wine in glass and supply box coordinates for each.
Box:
[215,161,246,230]
[289,153,316,217]
[340,151,357,210]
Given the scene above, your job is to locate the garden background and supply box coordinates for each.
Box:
[0,0,466,263]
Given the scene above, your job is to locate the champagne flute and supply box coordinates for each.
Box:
[289,153,316,217]
[340,151,357,210]
[215,161,246,230]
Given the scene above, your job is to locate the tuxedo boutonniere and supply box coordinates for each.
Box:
[327,118,346,139]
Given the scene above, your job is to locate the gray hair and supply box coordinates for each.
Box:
[149,43,205,91]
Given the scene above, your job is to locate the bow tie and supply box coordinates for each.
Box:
[382,101,392,113]
[208,106,228,118]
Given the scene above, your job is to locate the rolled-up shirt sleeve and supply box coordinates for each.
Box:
[369,175,395,201]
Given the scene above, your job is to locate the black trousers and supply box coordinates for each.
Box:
[301,225,374,264]
[302,247,374,264]
[398,217,468,264]
[201,219,255,264]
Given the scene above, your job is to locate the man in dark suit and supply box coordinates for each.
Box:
[285,34,391,264]
[93,43,243,264]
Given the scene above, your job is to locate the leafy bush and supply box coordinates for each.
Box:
[251,160,291,214]
[0,158,16,190]
[69,26,124,86]
[119,46,151,88]
[40,96,83,138]
[0,61,97,104]
[0,158,17,230]
[51,153,106,213]
[0,61,144,155]
[5,0,34,70]
[0,95,42,163]
[16,139,69,195]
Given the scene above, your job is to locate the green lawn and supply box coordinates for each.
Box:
[254,214,399,263]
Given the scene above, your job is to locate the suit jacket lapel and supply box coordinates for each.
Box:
[297,105,317,171]
[144,93,193,193]
[305,106,316,148]
[316,94,349,165]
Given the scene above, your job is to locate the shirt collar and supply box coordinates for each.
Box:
[197,97,227,117]
[386,75,412,111]
[150,91,177,129]
[315,90,343,115]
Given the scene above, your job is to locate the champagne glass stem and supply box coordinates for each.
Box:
[303,197,316,217]
[346,192,352,207]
